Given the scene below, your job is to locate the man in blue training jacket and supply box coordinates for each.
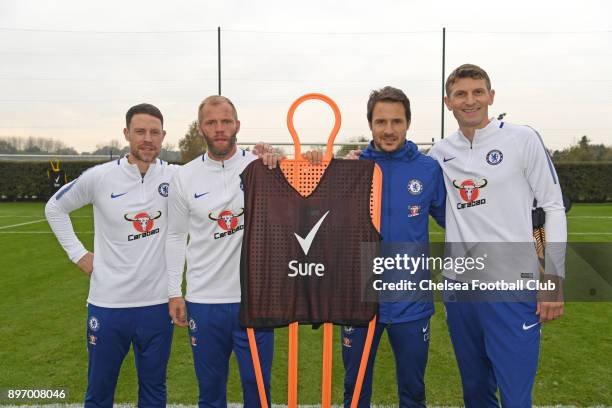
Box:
[342,86,446,408]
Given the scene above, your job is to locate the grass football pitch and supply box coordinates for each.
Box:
[0,202,610,406]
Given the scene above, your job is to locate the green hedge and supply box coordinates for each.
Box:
[0,160,108,200]
[1,160,611,203]
[555,162,612,203]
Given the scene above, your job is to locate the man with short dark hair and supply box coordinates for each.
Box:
[45,103,176,407]
[342,86,446,407]
[429,63,566,407]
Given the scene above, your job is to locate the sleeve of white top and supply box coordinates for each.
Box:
[166,171,190,298]
[522,128,567,277]
[44,169,95,263]
[427,143,440,161]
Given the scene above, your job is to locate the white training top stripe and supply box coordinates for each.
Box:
[166,149,257,303]
[45,156,177,308]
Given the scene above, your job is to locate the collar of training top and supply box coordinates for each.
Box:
[118,154,162,179]
[361,139,420,162]
[457,117,501,145]
[202,148,247,168]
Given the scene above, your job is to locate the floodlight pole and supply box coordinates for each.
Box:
[218,26,222,95]
[441,27,446,139]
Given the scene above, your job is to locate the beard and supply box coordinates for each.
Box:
[203,131,238,158]
[130,144,159,163]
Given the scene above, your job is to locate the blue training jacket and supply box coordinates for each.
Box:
[361,140,446,323]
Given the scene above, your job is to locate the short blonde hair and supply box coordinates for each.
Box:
[198,95,238,123]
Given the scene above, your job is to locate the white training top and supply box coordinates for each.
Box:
[166,148,257,303]
[45,156,177,308]
[429,118,567,279]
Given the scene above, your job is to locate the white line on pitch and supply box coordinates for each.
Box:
[0,218,47,230]
[0,231,94,234]
[568,216,612,219]
[0,215,42,218]
[430,232,612,236]
[0,215,91,218]
[1,231,611,236]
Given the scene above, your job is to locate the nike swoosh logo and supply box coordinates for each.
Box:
[522,322,539,330]
[422,322,429,333]
[54,176,60,182]
[194,192,209,199]
[111,192,127,199]
[294,210,330,255]
[443,157,456,162]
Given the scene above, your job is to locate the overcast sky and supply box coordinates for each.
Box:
[1,0,611,153]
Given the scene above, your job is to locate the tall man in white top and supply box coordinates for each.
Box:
[45,103,177,407]
[428,64,566,407]
[166,95,275,408]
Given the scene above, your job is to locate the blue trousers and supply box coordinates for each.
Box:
[445,300,540,408]
[85,303,173,408]
[342,317,430,408]
[186,302,274,408]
